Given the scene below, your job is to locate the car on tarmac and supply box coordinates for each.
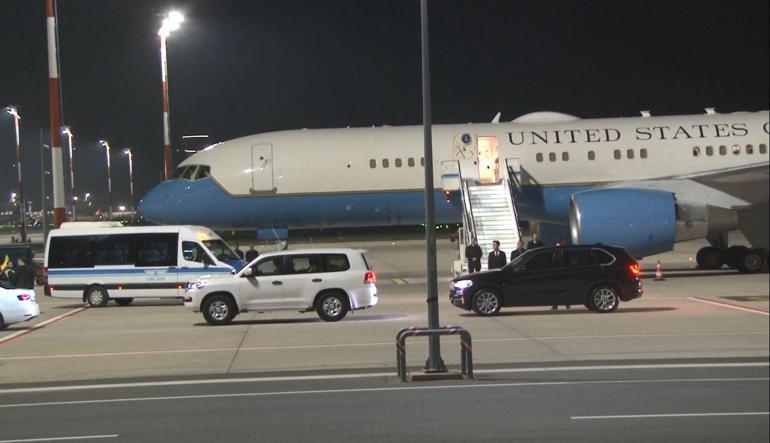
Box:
[449,244,643,315]
[185,248,378,325]
[0,281,40,329]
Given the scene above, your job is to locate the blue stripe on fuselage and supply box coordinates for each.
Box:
[138,177,590,229]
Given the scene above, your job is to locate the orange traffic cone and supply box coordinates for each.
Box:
[655,260,665,281]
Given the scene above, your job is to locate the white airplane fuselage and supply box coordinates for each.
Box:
[139,111,769,257]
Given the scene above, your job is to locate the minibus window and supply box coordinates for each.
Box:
[135,234,177,267]
[202,239,240,262]
[182,241,211,263]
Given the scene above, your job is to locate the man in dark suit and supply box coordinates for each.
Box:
[487,240,507,269]
[465,237,483,273]
[527,232,544,250]
[11,256,36,289]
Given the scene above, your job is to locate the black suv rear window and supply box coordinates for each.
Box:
[593,249,616,265]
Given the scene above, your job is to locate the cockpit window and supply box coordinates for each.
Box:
[171,165,210,181]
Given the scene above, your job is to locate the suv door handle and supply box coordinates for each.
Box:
[312,278,322,282]
[272,281,283,286]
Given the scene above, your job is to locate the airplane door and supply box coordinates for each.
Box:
[251,144,275,193]
[478,137,499,184]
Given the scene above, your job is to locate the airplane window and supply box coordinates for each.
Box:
[706,146,714,156]
[719,145,727,155]
[613,150,621,160]
[746,144,754,154]
[182,166,198,180]
[171,167,187,179]
[395,158,403,167]
[760,144,768,154]
[732,144,741,155]
[640,148,648,159]
[627,149,635,159]
[548,152,556,162]
[587,151,595,161]
[692,146,701,157]
[369,159,376,168]
[193,166,210,180]
[382,159,390,168]
[536,153,544,162]
[562,152,569,161]
[408,158,415,167]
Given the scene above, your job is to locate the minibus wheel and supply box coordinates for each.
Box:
[85,285,110,307]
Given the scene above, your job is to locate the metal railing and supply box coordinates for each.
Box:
[396,325,473,381]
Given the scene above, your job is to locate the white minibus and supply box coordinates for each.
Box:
[44,222,244,306]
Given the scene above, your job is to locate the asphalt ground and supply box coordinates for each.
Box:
[0,362,767,442]
[0,236,767,387]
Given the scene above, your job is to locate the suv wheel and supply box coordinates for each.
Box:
[0,313,6,330]
[472,289,502,316]
[316,292,349,322]
[202,294,237,325]
[85,286,110,307]
[589,286,619,313]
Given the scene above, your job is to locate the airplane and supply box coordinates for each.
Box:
[139,109,770,272]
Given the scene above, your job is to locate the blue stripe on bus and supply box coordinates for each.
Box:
[48,267,232,276]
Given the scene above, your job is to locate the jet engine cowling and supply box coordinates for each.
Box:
[569,188,677,258]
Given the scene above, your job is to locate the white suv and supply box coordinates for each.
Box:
[184,248,378,325]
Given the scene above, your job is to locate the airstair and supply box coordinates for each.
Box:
[445,158,523,275]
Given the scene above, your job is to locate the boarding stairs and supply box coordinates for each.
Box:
[446,159,523,275]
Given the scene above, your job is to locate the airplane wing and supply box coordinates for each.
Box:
[606,161,769,209]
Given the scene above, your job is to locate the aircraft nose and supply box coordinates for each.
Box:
[138,183,171,223]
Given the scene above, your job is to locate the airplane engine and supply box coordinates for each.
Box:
[569,188,676,258]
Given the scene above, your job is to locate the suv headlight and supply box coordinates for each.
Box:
[452,280,473,290]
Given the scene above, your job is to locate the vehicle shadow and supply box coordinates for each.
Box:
[459,307,676,317]
[194,314,413,326]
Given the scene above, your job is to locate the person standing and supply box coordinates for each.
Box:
[245,243,260,262]
[487,240,507,269]
[11,256,36,289]
[233,243,245,260]
[510,239,526,261]
[527,232,544,250]
[465,237,483,273]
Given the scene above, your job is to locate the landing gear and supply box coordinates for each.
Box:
[696,245,768,273]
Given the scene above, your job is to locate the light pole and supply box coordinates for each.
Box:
[62,127,76,220]
[99,140,112,220]
[158,10,184,180]
[5,106,27,243]
[123,148,134,220]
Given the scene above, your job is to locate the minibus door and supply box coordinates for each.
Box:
[180,241,216,294]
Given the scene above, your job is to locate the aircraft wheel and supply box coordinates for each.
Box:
[696,247,724,270]
[736,249,764,273]
[725,246,749,269]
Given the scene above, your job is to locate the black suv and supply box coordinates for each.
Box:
[449,245,643,315]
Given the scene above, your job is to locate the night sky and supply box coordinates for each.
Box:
[1,0,768,212]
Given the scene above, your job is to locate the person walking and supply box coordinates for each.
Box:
[527,232,544,250]
[510,239,526,261]
[487,240,507,269]
[11,256,36,290]
[245,243,260,262]
[551,236,570,310]
[465,237,483,273]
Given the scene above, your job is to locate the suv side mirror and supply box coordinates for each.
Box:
[241,267,254,278]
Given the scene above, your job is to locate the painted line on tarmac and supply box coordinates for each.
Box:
[0,435,118,442]
[0,306,89,346]
[1,331,767,361]
[0,377,766,408]
[0,362,766,395]
[391,278,407,285]
[688,297,769,316]
[571,412,769,420]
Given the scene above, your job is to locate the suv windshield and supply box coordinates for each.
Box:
[202,240,240,262]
